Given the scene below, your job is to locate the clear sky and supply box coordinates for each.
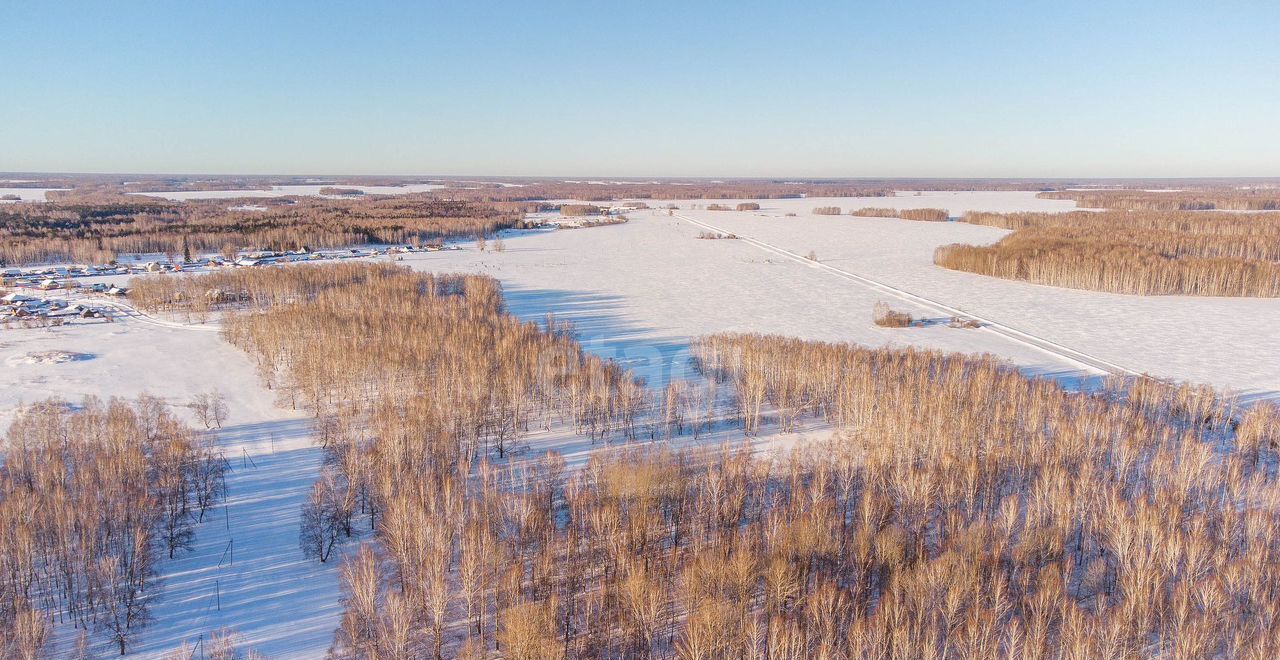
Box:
[3,1,1277,177]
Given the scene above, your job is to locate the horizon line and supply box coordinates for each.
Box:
[5,171,1280,183]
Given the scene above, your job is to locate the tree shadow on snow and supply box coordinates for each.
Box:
[501,285,697,388]
[1016,364,1110,394]
[109,416,343,657]
[129,439,346,658]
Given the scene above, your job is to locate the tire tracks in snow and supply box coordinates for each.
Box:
[671,212,1141,377]
[75,297,224,332]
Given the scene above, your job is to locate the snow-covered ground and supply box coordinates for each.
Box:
[386,191,1277,401]
[0,317,341,658]
[392,218,1074,389]
[674,194,1278,399]
[0,187,70,202]
[130,183,444,200]
[5,189,1277,657]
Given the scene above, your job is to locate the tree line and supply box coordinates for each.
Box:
[0,197,520,266]
[851,207,950,221]
[1039,189,1280,211]
[934,209,1280,296]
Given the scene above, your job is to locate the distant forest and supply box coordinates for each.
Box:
[0,197,520,266]
[936,209,1280,297]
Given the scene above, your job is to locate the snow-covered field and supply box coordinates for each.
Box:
[0,187,70,202]
[5,189,1277,657]
[673,194,1278,399]
[394,191,1278,400]
[130,183,444,200]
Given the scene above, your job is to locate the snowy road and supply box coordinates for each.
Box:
[74,296,223,332]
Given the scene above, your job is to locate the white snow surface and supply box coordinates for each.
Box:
[396,191,1278,400]
[4,189,1278,657]
[0,187,70,202]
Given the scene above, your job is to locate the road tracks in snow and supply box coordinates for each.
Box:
[73,296,224,332]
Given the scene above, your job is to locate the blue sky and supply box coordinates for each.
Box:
[2,1,1277,177]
